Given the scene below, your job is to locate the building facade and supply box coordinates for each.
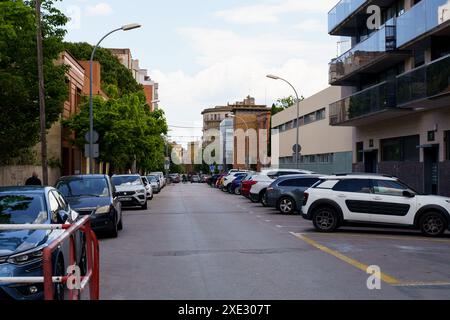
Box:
[327,0,450,195]
[272,86,354,174]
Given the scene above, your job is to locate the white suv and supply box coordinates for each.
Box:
[302,174,450,237]
[249,169,315,206]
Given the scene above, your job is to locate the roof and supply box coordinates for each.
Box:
[0,186,51,193]
[323,174,397,180]
[58,175,109,180]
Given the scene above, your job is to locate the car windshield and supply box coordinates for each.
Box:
[56,178,109,198]
[112,176,142,187]
[0,194,47,225]
[147,176,158,182]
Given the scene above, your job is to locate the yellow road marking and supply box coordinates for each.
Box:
[290,232,401,285]
[306,232,450,244]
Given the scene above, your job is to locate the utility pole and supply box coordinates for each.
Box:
[36,0,48,185]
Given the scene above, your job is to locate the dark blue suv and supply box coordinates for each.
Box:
[0,187,84,300]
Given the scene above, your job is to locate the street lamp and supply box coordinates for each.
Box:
[227,114,249,170]
[88,24,142,174]
[266,74,301,169]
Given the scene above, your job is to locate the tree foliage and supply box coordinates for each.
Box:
[0,0,68,163]
[271,95,305,116]
[64,90,168,173]
[64,42,143,96]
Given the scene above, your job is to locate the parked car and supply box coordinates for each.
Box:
[55,175,123,237]
[249,169,315,206]
[191,175,201,183]
[147,175,161,193]
[302,173,450,237]
[222,172,249,193]
[141,176,154,200]
[265,174,322,214]
[169,173,181,183]
[0,186,85,300]
[201,175,210,183]
[228,174,250,195]
[241,174,257,198]
[150,172,166,188]
[111,175,148,210]
[208,174,221,187]
[216,174,226,189]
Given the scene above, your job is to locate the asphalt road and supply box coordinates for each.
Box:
[99,183,450,300]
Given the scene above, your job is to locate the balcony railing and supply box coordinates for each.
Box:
[329,19,396,84]
[397,0,450,47]
[329,80,396,125]
[397,54,450,105]
[328,0,366,33]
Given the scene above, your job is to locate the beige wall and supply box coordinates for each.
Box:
[272,86,354,157]
[355,107,450,163]
[0,166,60,187]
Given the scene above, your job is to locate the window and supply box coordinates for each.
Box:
[446,131,450,160]
[373,180,407,197]
[381,135,419,162]
[279,178,320,188]
[304,112,316,125]
[333,179,373,193]
[316,108,326,121]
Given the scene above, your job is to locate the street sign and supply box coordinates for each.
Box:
[292,144,302,154]
[218,165,223,171]
[85,144,99,158]
[209,165,215,173]
[85,131,99,143]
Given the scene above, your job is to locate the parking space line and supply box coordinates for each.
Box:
[392,281,450,287]
[304,232,450,244]
[290,232,401,285]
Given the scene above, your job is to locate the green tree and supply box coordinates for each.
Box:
[64,42,143,96]
[63,89,168,173]
[271,95,305,116]
[0,0,68,163]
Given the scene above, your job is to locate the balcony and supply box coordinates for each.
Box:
[397,54,450,107]
[328,0,366,34]
[397,0,450,48]
[329,80,401,126]
[328,0,398,36]
[329,20,402,85]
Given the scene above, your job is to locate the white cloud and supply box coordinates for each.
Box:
[85,2,113,17]
[152,27,335,140]
[215,0,337,24]
[293,19,327,32]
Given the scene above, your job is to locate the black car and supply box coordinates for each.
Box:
[265,175,322,215]
[55,175,123,238]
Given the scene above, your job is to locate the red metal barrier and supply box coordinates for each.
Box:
[42,215,100,300]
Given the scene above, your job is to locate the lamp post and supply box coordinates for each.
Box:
[266,74,301,169]
[88,23,141,174]
[227,114,249,170]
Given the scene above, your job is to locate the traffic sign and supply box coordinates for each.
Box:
[85,131,99,143]
[85,144,99,158]
[209,165,215,173]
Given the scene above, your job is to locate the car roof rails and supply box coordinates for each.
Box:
[333,172,396,178]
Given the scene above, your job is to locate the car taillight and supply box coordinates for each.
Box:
[303,192,309,206]
[267,187,274,192]
[249,181,257,186]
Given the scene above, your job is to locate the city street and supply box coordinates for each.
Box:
[100,183,450,300]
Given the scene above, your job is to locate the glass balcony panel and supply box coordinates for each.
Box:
[328,0,366,33]
[397,54,450,105]
[329,81,396,125]
[329,19,396,84]
[397,0,450,47]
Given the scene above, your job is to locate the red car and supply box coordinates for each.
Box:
[241,175,257,198]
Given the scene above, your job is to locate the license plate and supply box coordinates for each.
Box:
[119,197,132,201]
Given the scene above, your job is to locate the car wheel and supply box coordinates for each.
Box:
[108,214,118,238]
[234,187,241,195]
[227,184,233,193]
[141,201,148,210]
[278,197,296,215]
[420,212,446,237]
[312,207,339,233]
[54,258,65,300]
[261,191,268,207]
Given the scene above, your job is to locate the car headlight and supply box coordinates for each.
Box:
[95,205,111,215]
[138,189,146,194]
[8,248,44,265]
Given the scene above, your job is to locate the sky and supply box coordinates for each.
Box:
[57,0,341,146]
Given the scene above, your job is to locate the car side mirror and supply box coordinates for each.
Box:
[403,190,415,198]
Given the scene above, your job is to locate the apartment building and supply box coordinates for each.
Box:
[328,0,450,195]
[272,86,354,174]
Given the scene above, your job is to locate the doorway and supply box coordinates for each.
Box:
[424,144,439,195]
[364,150,378,173]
